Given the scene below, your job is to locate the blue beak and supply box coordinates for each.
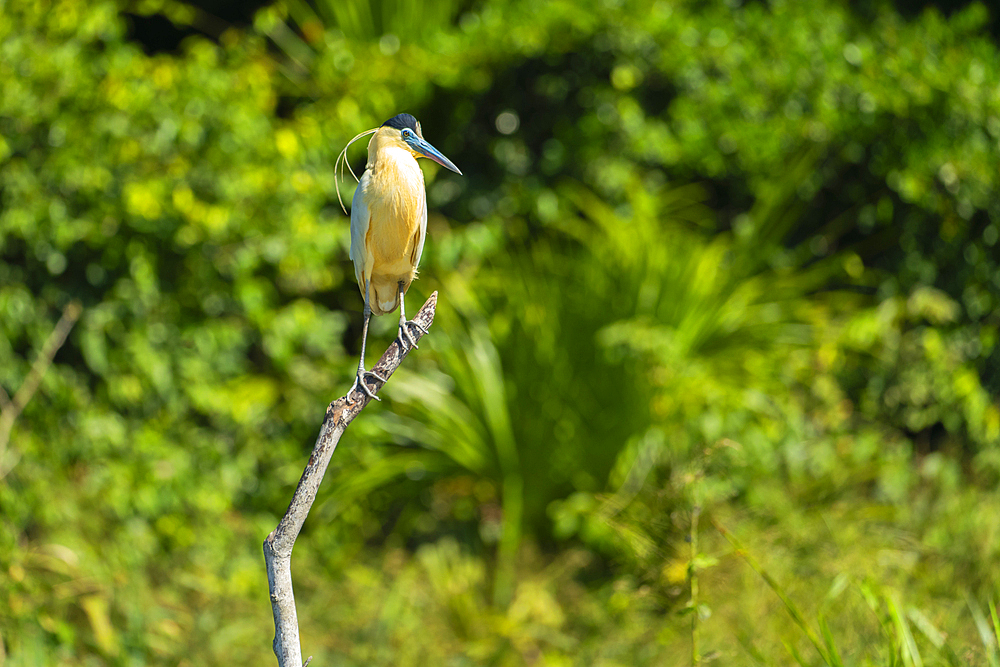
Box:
[406,135,462,175]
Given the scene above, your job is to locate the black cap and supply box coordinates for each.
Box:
[382,113,419,132]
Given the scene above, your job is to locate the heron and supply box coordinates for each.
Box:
[335,113,462,403]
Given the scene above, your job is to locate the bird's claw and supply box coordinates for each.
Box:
[348,369,387,404]
[397,319,429,350]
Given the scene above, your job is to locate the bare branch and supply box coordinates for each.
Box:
[264,292,438,667]
[0,300,83,469]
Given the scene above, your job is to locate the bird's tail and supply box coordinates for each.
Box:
[368,277,402,316]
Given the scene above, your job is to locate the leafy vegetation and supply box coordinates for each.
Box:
[1,0,999,663]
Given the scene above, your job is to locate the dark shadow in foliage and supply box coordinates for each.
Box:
[124,0,272,54]
[864,0,1000,40]
[124,12,200,54]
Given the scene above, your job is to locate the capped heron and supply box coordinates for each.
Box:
[336,113,462,403]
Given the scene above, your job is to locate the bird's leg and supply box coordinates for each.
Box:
[349,280,386,403]
[396,281,428,350]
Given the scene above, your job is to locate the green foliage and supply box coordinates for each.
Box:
[2,0,1000,663]
[0,0,352,660]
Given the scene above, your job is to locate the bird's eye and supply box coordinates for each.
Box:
[401,128,413,139]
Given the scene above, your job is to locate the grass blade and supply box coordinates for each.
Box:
[886,595,923,667]
[782,638,811,667]
[966,593,999,667]
[859,580,900,662]
[818,613,844,667]
[991,599,1000,657]
[907,607,962,667]
[712,518,831,666]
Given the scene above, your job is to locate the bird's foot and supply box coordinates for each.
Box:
[348,368,387,404]
[397,319,429,350]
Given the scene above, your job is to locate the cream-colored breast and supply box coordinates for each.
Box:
[363,147,426,277]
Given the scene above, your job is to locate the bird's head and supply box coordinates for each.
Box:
[335,112,462,214]
[377,113,463,175]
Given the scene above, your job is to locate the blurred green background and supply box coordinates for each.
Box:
[2,0,1000,663]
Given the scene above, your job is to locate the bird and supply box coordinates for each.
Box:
[335,113,462,403]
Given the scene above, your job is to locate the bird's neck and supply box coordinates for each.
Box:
[367,143,423,188]
[367,133,415,171]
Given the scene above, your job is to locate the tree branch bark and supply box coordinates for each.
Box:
[263,291,438,667]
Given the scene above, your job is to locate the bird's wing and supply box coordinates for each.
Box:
[349,170,371,286]
[410,195,427,269]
